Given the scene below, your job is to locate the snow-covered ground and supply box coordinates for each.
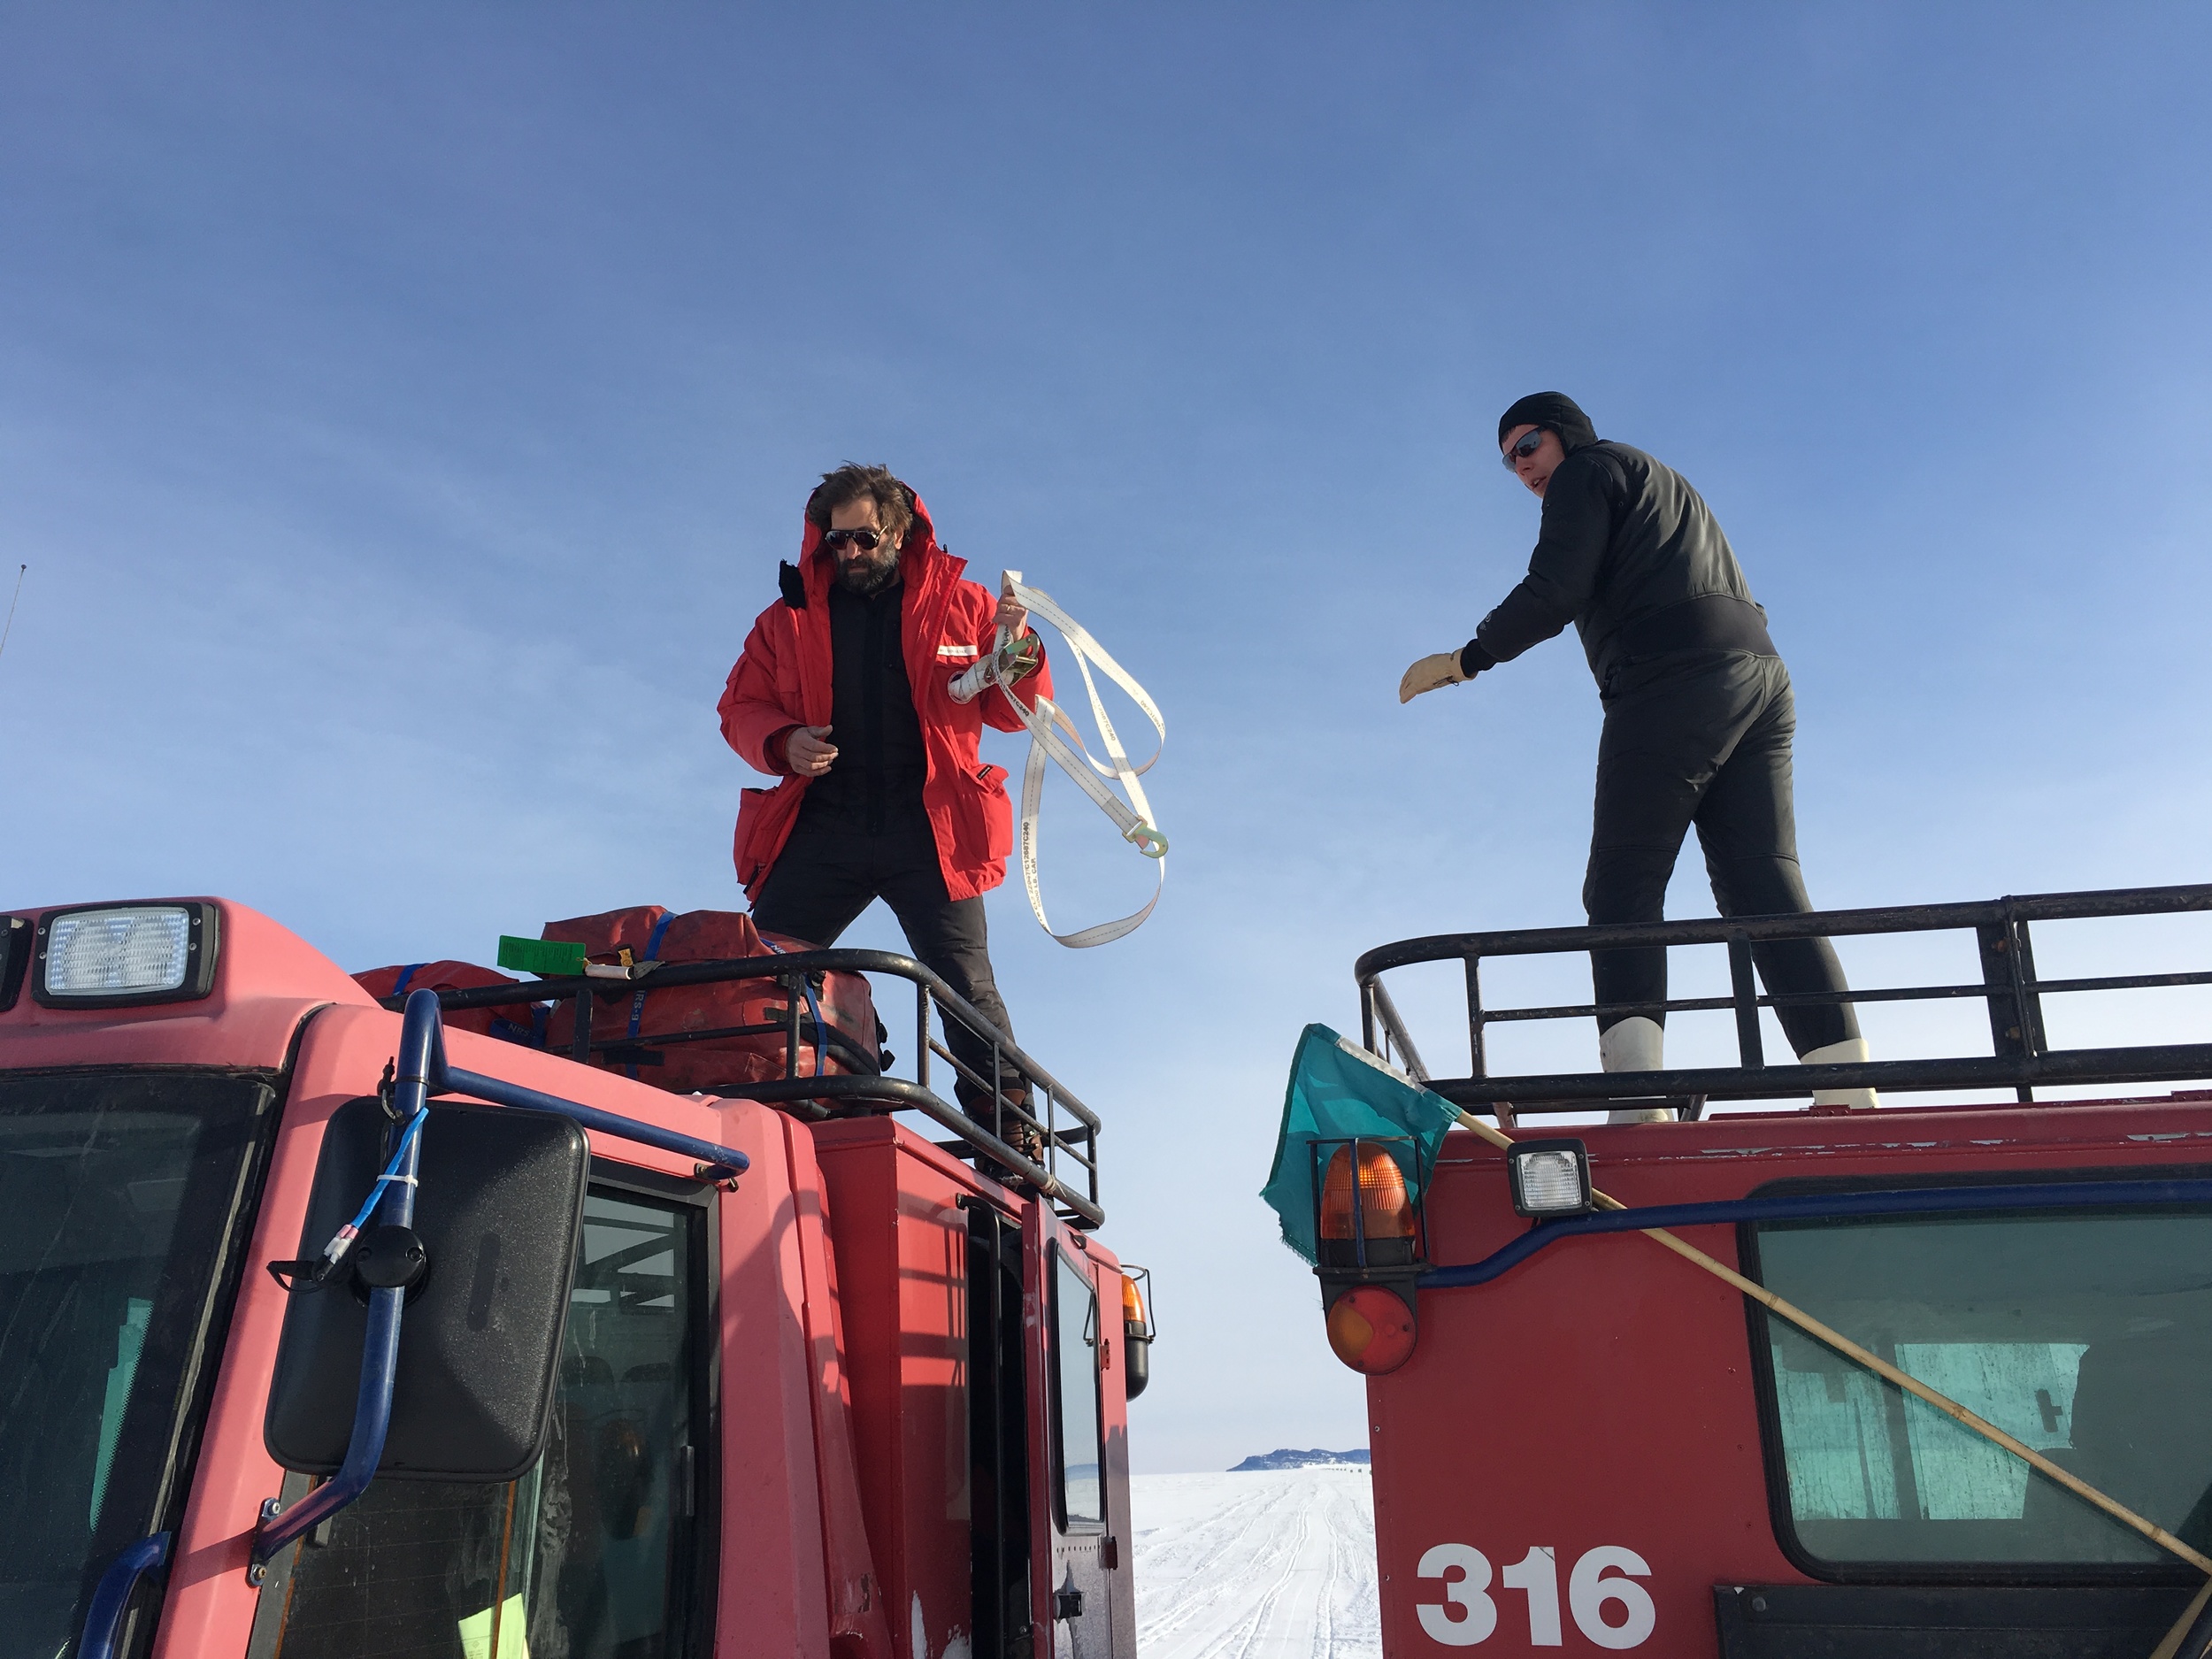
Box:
[1129,1469,1380,1659]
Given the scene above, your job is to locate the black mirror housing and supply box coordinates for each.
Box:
[265,1096,589,1481]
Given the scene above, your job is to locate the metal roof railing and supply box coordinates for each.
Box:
[380,948,1104,1228]
[1353,883,2212,1123]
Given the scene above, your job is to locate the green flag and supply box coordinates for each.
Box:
[1261,1024,1460,1265]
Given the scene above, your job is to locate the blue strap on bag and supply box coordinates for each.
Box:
[621,911,676,1080]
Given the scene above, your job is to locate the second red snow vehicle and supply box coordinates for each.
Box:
[0,895,1150,1659]
[1312,883,2212,1657]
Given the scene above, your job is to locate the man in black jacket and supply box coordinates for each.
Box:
[1400,392,1874,1116]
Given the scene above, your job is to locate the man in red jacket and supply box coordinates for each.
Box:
[718,465,1050,1148]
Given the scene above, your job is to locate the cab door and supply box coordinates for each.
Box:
[1025,1208,1116,1659]
[247,1168,718,1659]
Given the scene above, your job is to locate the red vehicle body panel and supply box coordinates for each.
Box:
[815,1117,1131,1659]
[1369,1097,2212,1655]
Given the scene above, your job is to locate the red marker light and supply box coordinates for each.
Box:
[1325,1284,1417,1375]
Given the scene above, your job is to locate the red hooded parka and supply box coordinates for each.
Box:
[718,491,1052,902]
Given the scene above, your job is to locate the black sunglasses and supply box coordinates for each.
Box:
[821,527,885,551]
[1501,428,1548,469]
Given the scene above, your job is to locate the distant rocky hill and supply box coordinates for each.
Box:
[1228,1447,1371,1471]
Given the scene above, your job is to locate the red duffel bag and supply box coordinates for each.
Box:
[538,906,885,1094]
[350,961,547,1044]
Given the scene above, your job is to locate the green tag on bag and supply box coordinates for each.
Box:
[496,936,588,977]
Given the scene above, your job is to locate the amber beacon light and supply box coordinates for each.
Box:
[1320,1142,1416,1240]
[1313,1140,1425,1376]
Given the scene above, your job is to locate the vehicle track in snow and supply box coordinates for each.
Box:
[1129,1469,1379,1659]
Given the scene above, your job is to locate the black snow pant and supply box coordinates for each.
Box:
[1583,649,1859,1058]
[750,799,1030,1126]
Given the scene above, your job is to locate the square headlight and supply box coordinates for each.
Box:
[35,902,219,1008]
[1508,1138,1593,1217]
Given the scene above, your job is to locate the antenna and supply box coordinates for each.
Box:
[0,565,23,667]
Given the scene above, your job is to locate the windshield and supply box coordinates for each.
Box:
[1750,1195,2212,1575]
[0,1071,272,1654]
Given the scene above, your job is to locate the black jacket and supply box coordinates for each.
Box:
[801,578,930,834]
[1475,440,1774,691]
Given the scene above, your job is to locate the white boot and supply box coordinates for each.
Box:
[1800,1037,1878,1110]
[1601,1017,1673,1124]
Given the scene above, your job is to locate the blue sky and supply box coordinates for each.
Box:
[4,5,2209,1471]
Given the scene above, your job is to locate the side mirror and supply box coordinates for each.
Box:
[264,1096,588,1480]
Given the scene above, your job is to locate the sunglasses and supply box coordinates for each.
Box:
[1501,428,1548,469]
[821,527,886,552]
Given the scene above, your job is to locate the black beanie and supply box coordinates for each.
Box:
[1498,392,1597,455]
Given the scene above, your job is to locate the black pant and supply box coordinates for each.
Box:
[1583,650,1858,1057]
[750,801,1027,1122]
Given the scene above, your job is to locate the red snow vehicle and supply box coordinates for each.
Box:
[0,895,1149,1659]
[1320,884,2212,1657]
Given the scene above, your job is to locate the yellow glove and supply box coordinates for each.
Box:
[1398,650,1470,704]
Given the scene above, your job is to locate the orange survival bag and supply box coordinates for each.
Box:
[538,906,885,1094]
[349,960,548,1044]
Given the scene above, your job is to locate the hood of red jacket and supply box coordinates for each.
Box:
[795,480,965,604]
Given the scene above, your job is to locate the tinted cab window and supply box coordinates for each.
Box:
[1752,1201,2212,1570]
[0,1071,270,1657]
[1052,1248,1103,1532]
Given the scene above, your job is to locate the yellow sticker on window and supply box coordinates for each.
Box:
[457,1595,530,1659]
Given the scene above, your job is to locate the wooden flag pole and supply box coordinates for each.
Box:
[1447,1107,2212,1579]
[2149,1578,2212,1659]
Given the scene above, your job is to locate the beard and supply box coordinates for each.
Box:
[834,545,902,595]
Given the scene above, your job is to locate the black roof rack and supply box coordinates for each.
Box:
[1354,883,2212,1124]
[379,947,1103,1228]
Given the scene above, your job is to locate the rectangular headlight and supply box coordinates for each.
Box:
[35,902,219,1007]
[1509,1139,1593,1217]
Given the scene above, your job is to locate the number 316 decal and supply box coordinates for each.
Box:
[1417,1545,1655,1649]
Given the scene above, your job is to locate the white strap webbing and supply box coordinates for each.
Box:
[949,571,1167,948]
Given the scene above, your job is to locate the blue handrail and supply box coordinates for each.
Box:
[253,993,437,1565]
[438,1063,748,1182]
[1418,1176,2212,1290]
[77,1531,172,1659]
[251,990,749,1570]
[414,982,748,1180]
